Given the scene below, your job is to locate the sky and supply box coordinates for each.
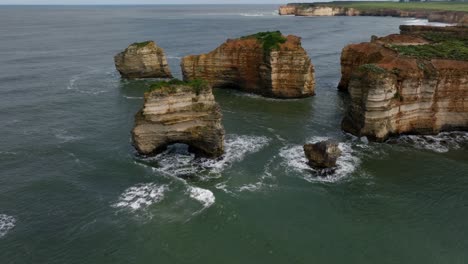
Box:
[0,0,344,4]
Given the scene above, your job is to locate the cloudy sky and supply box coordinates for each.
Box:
[0,0,338,4]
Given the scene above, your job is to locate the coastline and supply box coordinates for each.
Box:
[279,2,468,25]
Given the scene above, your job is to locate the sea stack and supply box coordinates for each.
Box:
[132,80,224,158]
[340,25,468,141]
[181,31,315,98]
[304,140,342,169]
[114,41,172,79]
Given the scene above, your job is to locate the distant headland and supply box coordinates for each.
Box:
[279,1,468,25]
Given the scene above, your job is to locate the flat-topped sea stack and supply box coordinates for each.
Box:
[114,41,172,79]
[181,31,315,98]
[340,25,468,141]
[279,2,468,25]
[132,79,224,158]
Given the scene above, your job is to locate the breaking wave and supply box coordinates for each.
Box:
[186,186,215,209]
[279,137,360,183]
[388,132,468,153]
[403,18,454,27]
[112,183,169,211]
[0,214,16,238]
[139,134,271,177]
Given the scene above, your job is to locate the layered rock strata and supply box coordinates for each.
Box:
[132,81,224,158]
[340,26,468,141]
[304,140,342,169]
[181,31,315,98]
[115,41,172,79]
[279,4,468,25]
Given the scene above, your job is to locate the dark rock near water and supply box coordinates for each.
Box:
[303,140,342,169]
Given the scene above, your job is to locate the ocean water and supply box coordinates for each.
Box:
[0,5,467,264]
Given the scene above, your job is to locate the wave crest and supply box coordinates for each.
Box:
[0,214,16,238]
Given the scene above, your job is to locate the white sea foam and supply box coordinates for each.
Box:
[240,13,264,17]
[279,137,359,183]
[112,183,169,211]
[66,68,118,95]
[0,151,17,156]
[0,214,16,238]
[389,132,468,153]
[166,56,181,60]
[403,18,455,27]
[123,96,144,100]
[187,186,215,209]
[140,135,271,177]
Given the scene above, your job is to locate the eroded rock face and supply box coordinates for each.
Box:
[115,41,172,79]
[132,82,224,158]
[279,4,468,25]
[340,26,468,141]
[181,32,315,98]
[304,140,342,169]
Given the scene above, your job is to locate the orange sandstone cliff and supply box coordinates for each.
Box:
[340,25,468,141]
[181,32,315,99]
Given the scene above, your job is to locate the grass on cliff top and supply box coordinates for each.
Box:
[148,79,208,95]
[292,1,468,12]
[390,33,468,61]
[358,63,387,74]
[240,31,287,52]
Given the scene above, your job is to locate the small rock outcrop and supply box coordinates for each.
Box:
[132,80,224,158]
[181,31,315,99]
[114,41,172,79]
[340,25,468,141]
[304,140,342,169]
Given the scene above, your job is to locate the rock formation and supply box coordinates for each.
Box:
[132,80,224,158]
[279,3,468,25]
[181,31,315,99]
[114,41,172,79]
[340,25,468,141]
[304,140,342,169]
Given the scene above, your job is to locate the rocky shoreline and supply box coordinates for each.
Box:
[279,3,468,26]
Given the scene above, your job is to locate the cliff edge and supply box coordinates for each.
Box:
[340,25,468,141]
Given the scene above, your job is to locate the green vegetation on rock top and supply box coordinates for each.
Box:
[292,1,468,12]
[148,79,209,95]
[358,63,387,74]
[130,41,152,48]
[241,31,287,52]
[390,33,468,61]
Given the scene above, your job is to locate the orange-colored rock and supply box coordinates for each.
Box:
[340,26,468,141]
[181,32,315,99]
